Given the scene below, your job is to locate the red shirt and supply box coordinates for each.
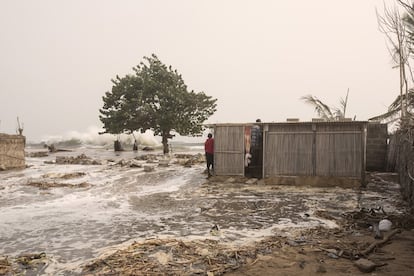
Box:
[205,138,214,154]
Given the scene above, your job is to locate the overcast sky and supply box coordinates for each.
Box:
[0,0,401,141]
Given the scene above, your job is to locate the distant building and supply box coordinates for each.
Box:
[0,133,25,170]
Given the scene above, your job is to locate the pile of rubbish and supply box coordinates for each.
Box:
[82,236,283,275]
[54,154,102,165]
[0,252,48,275]
[114,153,205,169]
[26,181,91,190]
[26,172,90,190]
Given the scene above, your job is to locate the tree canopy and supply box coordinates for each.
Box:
[99,54,217,153]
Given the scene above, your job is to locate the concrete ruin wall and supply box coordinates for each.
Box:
[366,123,388,172]
[0,134,25,170]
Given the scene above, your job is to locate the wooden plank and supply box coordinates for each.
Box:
[214,125,245,176]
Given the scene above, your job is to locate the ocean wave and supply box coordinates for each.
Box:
[33,127,161,148]
[27,126,209,149]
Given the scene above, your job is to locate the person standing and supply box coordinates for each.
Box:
[205,133,214,178]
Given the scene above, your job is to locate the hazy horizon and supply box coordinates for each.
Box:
[0,0,402,141]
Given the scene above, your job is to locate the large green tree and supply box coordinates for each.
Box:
[99,54,217,153]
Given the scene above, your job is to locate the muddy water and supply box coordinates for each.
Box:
[0,148,204,274]
[0,147,406,275]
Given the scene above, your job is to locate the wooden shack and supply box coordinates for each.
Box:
[0,133,26,170]
[211,121,368,186]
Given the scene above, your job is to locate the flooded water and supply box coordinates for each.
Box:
[0,145,407,275]
[0,146,206,274]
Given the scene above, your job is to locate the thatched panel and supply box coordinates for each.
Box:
[214,125,244,175]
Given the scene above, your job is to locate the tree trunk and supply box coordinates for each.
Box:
[162,132,169,154]
[114,140,123,151]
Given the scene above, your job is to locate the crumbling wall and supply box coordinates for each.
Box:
[0,134,25,170]
[388,129,414,211]
[366,123,387,171]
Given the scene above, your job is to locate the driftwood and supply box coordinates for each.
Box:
[360,228,401,256]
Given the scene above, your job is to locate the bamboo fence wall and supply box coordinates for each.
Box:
[265,124,314,176]
[264,122,366,179]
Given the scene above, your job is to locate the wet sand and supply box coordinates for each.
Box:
[0,147,413,275]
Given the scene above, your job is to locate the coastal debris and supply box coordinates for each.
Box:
[354,258,377,273]
[55,154,101,165]
[173,153,205,167]
[27,181,91,189]
[143,165,155,172]
[43,143,72,153]
[378,219,392,232]
[82,236,283,275]
[42,172,86,179]
[158,159,170,167]
[359,228,401,257]
[0,252,49,275]
[26,151,49,157]
[0,256,12,275]
[210,224,221,236]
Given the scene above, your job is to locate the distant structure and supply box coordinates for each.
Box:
[0,133,25,170]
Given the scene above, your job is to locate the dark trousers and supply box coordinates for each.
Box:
[205,153,214,175]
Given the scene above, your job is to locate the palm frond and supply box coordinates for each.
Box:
[301,95,334,120]
[339,89,349,118]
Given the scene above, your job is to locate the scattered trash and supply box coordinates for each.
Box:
[42,172,86,179]
[27,181,91,189]
[56,154,101,165]
[158,159,170,167]
[143,165,156,172]
[354,258,377,273]
[0,252,49,275]
[378,219,392,232]
[26,151,49,157]
[129,160,143,168]
[81,237,282,275]
[327,252,339,259]
[210,224,220,236]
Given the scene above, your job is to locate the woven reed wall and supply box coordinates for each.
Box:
[0,134,25,170]
[315,131,362,177]
[214,125,245,175]
[265,123,313,176]
[264,122,366,178]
